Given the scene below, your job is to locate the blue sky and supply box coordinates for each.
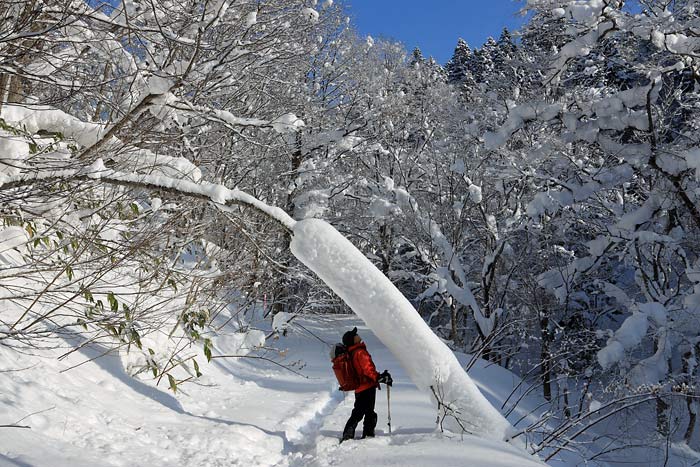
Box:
[346,0,526,64]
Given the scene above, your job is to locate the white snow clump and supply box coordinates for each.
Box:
[271,113,305,133]
[301,7,319,23]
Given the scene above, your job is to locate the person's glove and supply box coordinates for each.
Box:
[377,370,393,386]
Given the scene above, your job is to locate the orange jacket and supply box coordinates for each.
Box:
[348,342,379,393]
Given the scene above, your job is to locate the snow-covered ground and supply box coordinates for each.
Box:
[5,311,700,466]
[1,312,548,467]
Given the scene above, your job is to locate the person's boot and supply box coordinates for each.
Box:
[341,421,357,443]
[361,413,377,439]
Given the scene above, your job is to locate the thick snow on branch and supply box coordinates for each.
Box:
[290,218,513,441]
[0,161,296,231]
[86,161,296,229]
[484,102,563,149]
[174,99,306,134]
[597,302,667,371]
[2,103,105,148]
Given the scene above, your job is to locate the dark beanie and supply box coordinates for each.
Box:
[342,327,358,347]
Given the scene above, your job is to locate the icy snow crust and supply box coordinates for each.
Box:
[290,218,513,441]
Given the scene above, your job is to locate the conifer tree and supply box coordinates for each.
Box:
[409,47,425,67]
[471,37,497,83]
[445,38,472,84]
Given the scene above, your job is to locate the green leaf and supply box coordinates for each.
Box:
[83,289,94,303]
[107,292,118,312]
[130,203,139,215]
[167,278,177,292]
[131,329,142,350]
[197,310,209,327]
[148,349,158,377]
[167,374,177,393]
[65,265,73,281]
[193,359,202,378]
[204,339,212,362]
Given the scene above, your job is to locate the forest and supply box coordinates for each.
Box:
[2,0,700,464]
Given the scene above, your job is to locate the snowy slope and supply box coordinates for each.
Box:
[1,311,549,467]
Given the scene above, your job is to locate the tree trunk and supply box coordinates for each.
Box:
[684,396,696,444]
[540,311,553,402]
[0,74,9,114]
[7,75,24,103]
[92,63,112,122]
[378,224,391,274]
[448,301,462,346]
[656,396,670,437]
[272,132,304,315]
[562,381,571,418]
[683,345,700,444]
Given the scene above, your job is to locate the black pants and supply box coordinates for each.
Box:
[343,387,377,439]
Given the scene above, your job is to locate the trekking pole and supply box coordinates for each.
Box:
[386,384,392,435]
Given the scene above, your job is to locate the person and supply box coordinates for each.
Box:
[341,327,392,442]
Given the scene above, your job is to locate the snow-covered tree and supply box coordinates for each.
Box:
[485,0,700,453]
[445,38,473,84]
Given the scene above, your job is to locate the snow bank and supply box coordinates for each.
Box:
[290,218,513,441]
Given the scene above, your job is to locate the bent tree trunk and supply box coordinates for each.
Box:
[290,218,513,441]
[2,170,514,442]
